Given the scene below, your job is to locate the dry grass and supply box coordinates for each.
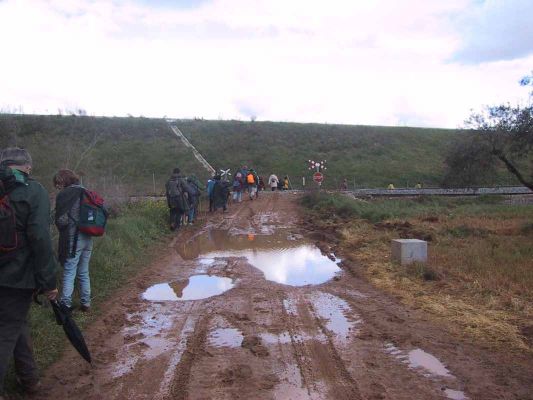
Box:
[334,204,533,353]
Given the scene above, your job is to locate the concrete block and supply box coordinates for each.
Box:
[391,239,427,265]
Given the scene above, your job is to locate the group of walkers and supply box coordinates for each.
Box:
[267,173,290,192]
[165,168,203,230]
[164,166,291,231]
[0,148,103,397]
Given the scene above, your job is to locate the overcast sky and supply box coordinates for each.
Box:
[0,0,531,128]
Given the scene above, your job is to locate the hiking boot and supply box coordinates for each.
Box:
[16,377,41,395]
[80,304,91,313]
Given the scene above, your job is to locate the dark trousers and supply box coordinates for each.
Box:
[209,196,214,212]
[169,207,184,230]
[0,287,38,394]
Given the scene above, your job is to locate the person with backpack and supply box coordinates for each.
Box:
[232,172,244,203]
[212,175,229,212]
[0,148,58,397]
[246,168,259,200]
[53,169,102,313]
[185,174,203,225]
[165,168,189,230]
[239,165,249,195]
[268,174,279,191]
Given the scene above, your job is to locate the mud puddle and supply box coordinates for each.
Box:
[384,343,468,399]
[178,229,341,286]
[142,275,235,301]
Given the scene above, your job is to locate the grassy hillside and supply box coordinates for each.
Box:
[0,115,207,196]
[178,119,458,188]
[1,114,519,194]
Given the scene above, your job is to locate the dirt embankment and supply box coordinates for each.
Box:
[35,193,532,400]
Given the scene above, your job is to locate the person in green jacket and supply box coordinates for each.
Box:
[0,148,58,398]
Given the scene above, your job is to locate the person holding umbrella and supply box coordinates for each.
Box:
[0,148,58,398]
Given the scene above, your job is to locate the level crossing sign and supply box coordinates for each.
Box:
[313,172,324,183]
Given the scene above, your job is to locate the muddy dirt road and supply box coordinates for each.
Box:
[38,193,532,400]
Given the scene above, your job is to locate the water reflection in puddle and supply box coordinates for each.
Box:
[208,328,244,348]
[205,245,340,286]
[444,389,468,400]
[407,348,452,377]
[384,343,468,399]
[384,343,452,377]
[177,229,341,286]
[310,292,361,342]
[142,275,235,301]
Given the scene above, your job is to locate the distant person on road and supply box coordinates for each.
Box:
[268,174,279,191]
[213,175,229,212]
[387,183,395,190]
[415,182,422,189]
[0,148,58,397]
[186,174,203,224]
[340,179,348,191]
[165,168,189,230]
[207,176,215,212]
[283,176,289,190]
[240,165,249,195]
[246,168,259,200]
[258,176,266,192]
[53,169,95,312]
[232,172,244,203]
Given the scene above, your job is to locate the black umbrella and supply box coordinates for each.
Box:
[49,299,92,363]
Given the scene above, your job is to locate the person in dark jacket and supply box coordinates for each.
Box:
[165,168,189,230]
[206,176,215,212]
[185,174,203,225]
[53,169,93,312]
[0,148,58,397]
[212,175,229,212]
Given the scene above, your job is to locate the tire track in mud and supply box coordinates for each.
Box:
[307,301,362,400]
[154,312,200,400]
[281,292,361,400]
[168,313,212,400]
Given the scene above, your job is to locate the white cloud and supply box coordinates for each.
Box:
[451,0,533,63]
[0,0,531,127]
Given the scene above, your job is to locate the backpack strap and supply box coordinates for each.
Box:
[70,188,85,257]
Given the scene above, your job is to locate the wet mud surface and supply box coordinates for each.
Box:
[37,193,533,399]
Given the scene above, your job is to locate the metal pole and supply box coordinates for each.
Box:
[152,173,156,195]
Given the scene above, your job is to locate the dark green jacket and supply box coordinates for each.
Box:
[0,166,57,291]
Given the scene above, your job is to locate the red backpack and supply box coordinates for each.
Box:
[78,190,108,236]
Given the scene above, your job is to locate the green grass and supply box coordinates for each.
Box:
[1,115,521,194]
[301,192,533,222]
[5,201,169,396]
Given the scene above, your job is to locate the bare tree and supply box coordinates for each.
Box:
[444,104,533,189]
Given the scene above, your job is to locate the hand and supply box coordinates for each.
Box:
[44,289,58,301]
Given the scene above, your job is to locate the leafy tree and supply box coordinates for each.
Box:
[444,76,533,189]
